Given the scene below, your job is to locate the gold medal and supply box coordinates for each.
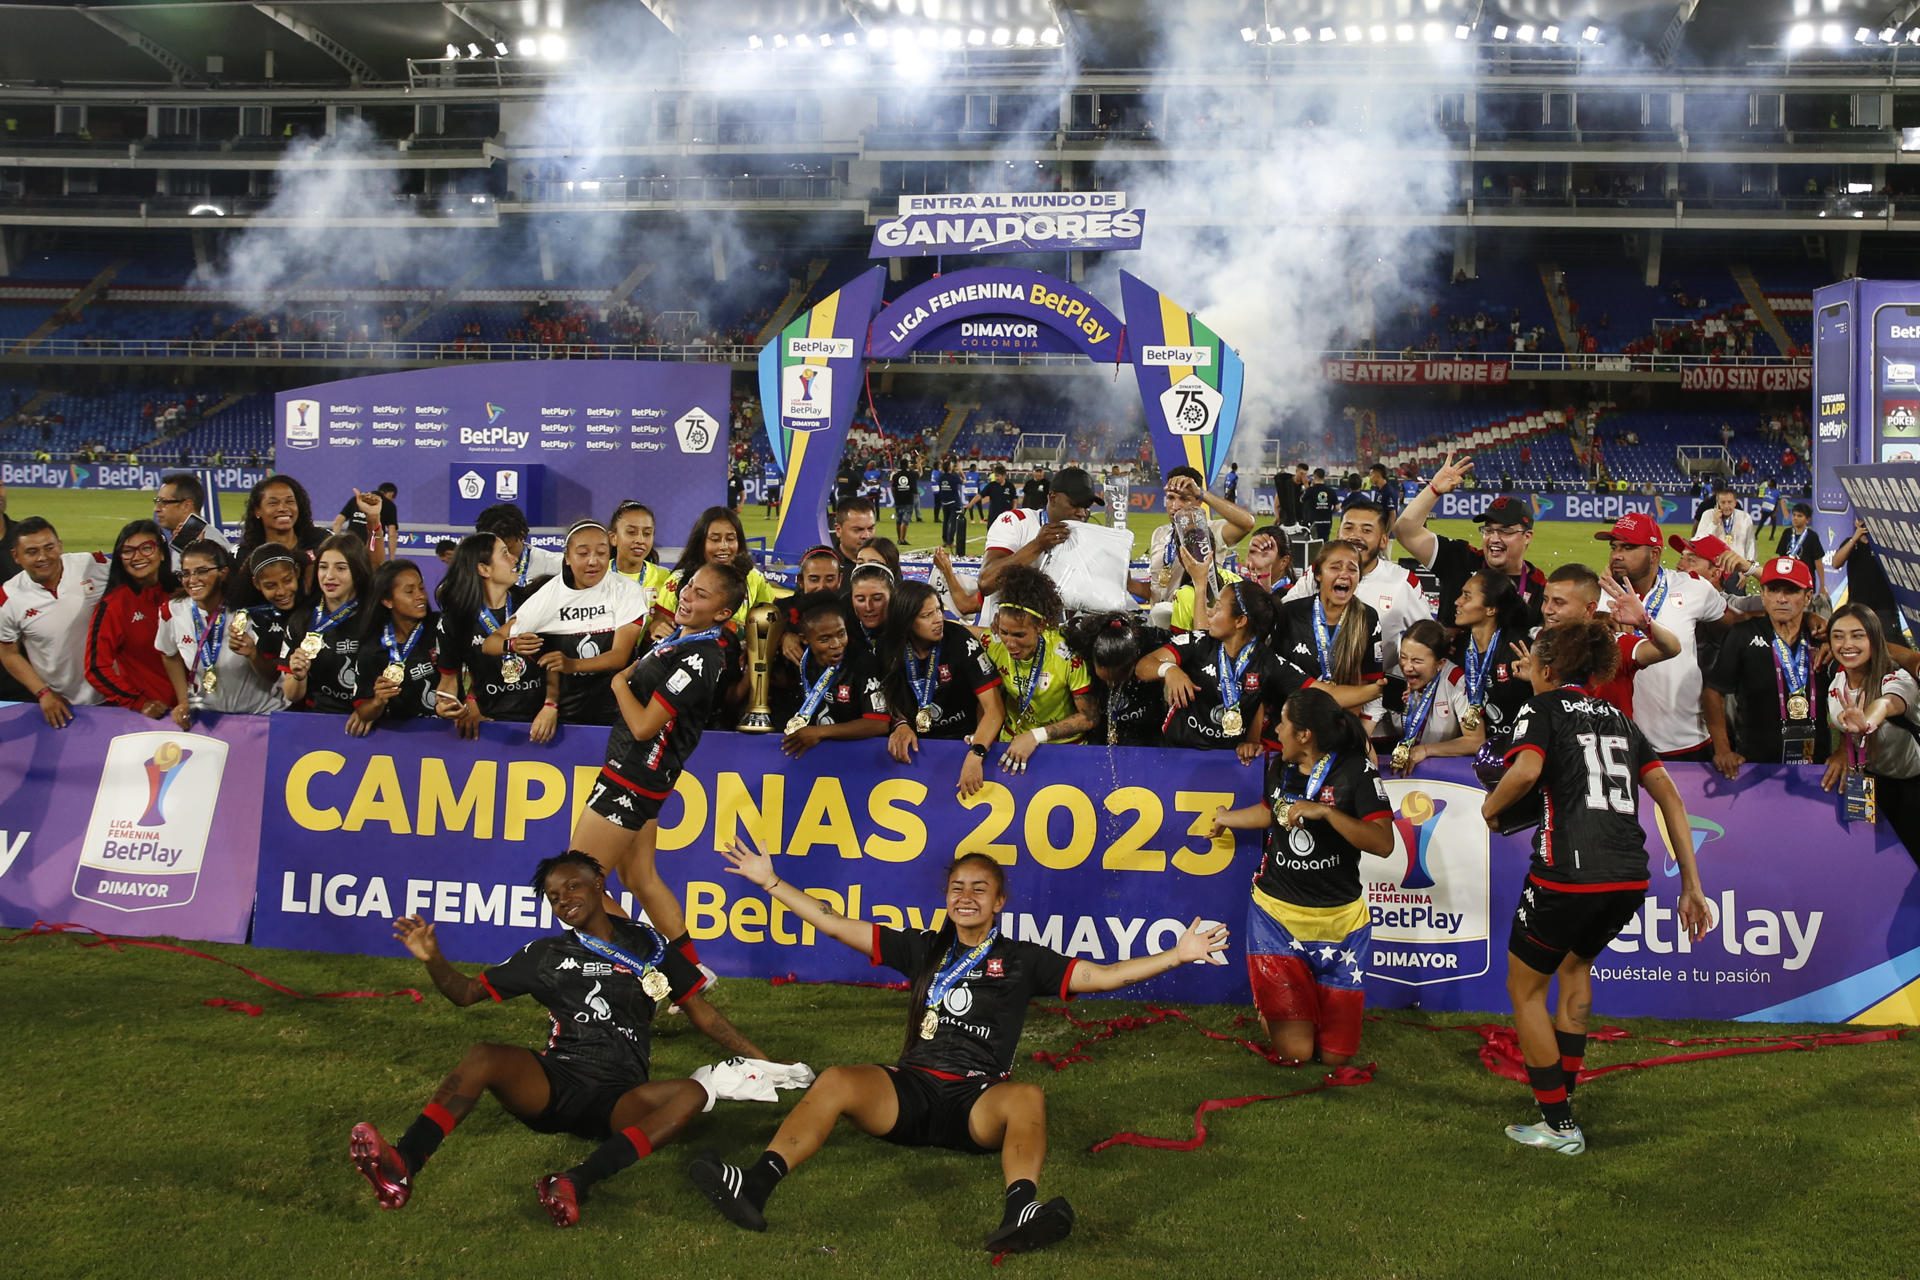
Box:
[1460,706,1483,733]
[200,668,218,694]
[297,632,325,658]
[1391,742,1413,772]
[641,969,671,1001]
[915,706,935,734]
[1220,707,1244,737]
[919,1008,939,1040]
[1273,800,1293,829]
[382,662,405,685]
[500,655,526,683]
[785,715,810,735]
[228,610,248,640]
[1787,693,1809,722]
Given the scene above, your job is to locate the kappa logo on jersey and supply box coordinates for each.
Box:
[556,957,580,970]
[683,654,705,673]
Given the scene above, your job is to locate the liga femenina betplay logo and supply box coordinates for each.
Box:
[72,732,229,912]
[1364,779,1492,985]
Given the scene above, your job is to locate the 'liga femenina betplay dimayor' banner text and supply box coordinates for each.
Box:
[2,706,1914,1024]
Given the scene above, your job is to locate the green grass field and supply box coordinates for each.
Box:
[3,933,1914,1280]
[5,483,1755,575]
[7,487,1908,1278]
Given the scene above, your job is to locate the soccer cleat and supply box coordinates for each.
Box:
[985,1197,1075,1254]
[687,1150,767,1232]
[349,1122,413,1209]
[535,1174,581,1228]
[1504,1120,1586,1155]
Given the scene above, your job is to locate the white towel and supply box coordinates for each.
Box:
[689,1058,818,1113]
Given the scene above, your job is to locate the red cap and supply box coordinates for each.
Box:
[1594,511,1663,549]
[1759,556,1814,590]
[1669,532,1729,562]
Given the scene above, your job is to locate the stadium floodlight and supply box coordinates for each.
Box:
[893,45,931,79]
[899,0,916,13]
[1786,24,1813,47]
[1267,25,1283,41]
[1821,23,1844,45]
[868,28,889,47]
[794,34,812,47]
[843,33,857,46]
[1015,27,1036,46]
[1492,25,1509,40]
[967,28,985,45]
[1344,25,1362,42]
[1516,25,1534,42]
[1422,22,1444,42]
[1318,27,1335,41]
[829,49,859,75]
[539,33,565,57]
[1455,24,1472,40]
[518,36,538,55]
[494,41,509,56]
[772,33,788,47]
[1910,29,1920,42]
[1542,26,1559,42]
[189,203,225,217]
[1369,25,1386,42]
[444,43,459,59]
[1582,26,1601,42]
[1240,26,1257,42]
[1882,28,1899,43]
[918,27,938,46]
[1396,24,1414,42]
[1294,27,1310,42]
[1041,26,1060,45]
[991,27,1011,45]
[1856,28,1873,44]
[942,28,962,48]
[466,43,481,57]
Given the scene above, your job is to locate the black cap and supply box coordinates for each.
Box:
[1049,466,1104,507]
[1471,496,1534,528]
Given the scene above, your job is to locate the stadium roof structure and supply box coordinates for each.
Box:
[1,0,1914,89]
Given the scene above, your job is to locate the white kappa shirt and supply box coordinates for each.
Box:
[154,599,287,714]
[1693,507,1758,566]
[0,551,109,702]
[1283,555,1433,677]
[1597,567,1727,753]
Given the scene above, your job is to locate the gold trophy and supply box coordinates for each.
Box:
[736,602,778,732]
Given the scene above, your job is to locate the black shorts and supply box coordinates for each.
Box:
[881,1066,995,1154]
[523,1055,643,1142]
[586,771,666,830]
[1508,879,1645,975]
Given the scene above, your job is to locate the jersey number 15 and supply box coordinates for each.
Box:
[1576,733,1635,814]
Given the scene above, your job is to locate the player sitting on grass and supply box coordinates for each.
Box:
[349,851,767,1227]
[687,839,1229,1256]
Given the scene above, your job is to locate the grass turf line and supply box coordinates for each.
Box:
[0,933,1913,1279]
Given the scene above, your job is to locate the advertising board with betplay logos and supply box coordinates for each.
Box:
[275,362,728,539]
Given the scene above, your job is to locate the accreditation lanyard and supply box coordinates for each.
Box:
[795,652,842,725]
[925,929,999,1019]
[1839,679,1879,824]
[1464,628,1501,709]
[189,603,227,677]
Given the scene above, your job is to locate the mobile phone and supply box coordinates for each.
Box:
[170,513,208,548]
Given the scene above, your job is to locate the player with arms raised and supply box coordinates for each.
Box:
[1482,620,1713,1155]
[348,851,766,1226]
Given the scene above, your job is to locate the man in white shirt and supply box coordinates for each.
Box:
[477,502,563,587]
[1692,486,1757,566]
[1594,512,1729,760]
[0,517,111,727]
[1283,496,1431,676]
[976,467,1106,618]
[153,472,233,572]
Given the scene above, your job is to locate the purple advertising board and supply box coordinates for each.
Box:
[274,362,729,540]
[248,718,1920,1023]
[869,192,1145,258]
[0,705,267,943]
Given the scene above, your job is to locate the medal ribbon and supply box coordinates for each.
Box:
[309,599,357,634]
[1770,631,1810,719]
[925,928,999,1021]
[1640,568,1670,624]
[1217,640,1255,715]
[1464,628,1501,709]
[1011,650,1045,717]
[1311,596,1337,680]
[652,624,723,658]
[1283,752,1339,807]
[907,646,939,713]
[1398,678,1440,748]
[795,652,842,725]
[572,927,667,989]
[514,541,532,586]
[1785,528,1809,560]
[478,599,515,636]
[383,621,423,671]
[189,603,227,680]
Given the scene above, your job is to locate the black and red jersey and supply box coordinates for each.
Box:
[602,632,733,800]
[873,925,1077,1081]
[1503,686,1662,890]
[1253,752,1392,908]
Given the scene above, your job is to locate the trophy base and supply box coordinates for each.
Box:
[735,711,776,734]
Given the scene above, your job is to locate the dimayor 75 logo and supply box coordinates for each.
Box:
[1365,779,1492,986]
[72,732,230,913]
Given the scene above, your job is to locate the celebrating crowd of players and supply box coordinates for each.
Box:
[0,452,1912,1246]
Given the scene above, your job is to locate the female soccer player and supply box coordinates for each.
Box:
[653,506,778,631]
[566,560,747,953]
[85,519,178,718]
[1449,569,1532,744]
[1385,620,1485,774]
[433,532,557,741]
[348,851,765,1227]
[1239,524,1295,594]
[495,521,647,728]
[280,534,370,714]
[1482,619,1713,1155]
[227,546,308,682]
[1821,604,1920,859]
[1210,687,1394,1066]
[979,565,1096,771]
[1273,539,1384,695]
[347,560,440,736]
[609,500,672,595]
[775,596,890,759]
[847,562,893,654]
[688,841,1228,1254]
[156,539,285,727]
[879,579,1004,794]
[1135,573,1289,757]
[233,474,331,598]
[1062,611,1169,747]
